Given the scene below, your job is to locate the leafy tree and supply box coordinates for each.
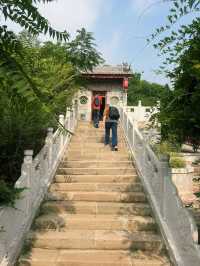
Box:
[157,36,200,151]
[66,28,104,71]
[0,0,69,107]
[149,0,200,151]
[0,2,104,205]
[128,72,167,106]
[0,30,103,187]
[150,0,200,75]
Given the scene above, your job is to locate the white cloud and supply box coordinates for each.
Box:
[38,0,104,34]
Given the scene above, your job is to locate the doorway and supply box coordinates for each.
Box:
[92,91,107,121]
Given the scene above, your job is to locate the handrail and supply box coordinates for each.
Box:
[120,106,200,266]
[0,103,78,266]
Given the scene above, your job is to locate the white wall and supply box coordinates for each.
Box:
[126,100,159,125]
[78,88,127,121]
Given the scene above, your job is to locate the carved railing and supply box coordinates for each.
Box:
[120,107,200,266]
[0,103,78,266]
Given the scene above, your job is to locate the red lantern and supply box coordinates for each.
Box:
[123,78,128,90]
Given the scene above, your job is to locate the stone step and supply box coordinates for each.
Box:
[71,137,125,143]
[34,214,156,232]
[41,201,152,216]
[65,154,131,161]
[57,168,136,175]
[75,129,124,133]
[19,249,170,266]
[68,146,127,152]
[50,183,143,193]
[69,142,127,148]
[54,174,139,184]
[74,133,124,138]
[28,230,163,251]
[75,127,123,131]
[47,191,146,203]
[59,161,132,168]
[68,148,128,154]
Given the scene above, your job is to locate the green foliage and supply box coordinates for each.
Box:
[156,34,200,151]
[0,1,69,100]
[153,140,181,156]
[0,2,104,206]
[151,1,200,152]
[0,30,103,206]
[0,0,69,43]
[66,28,104,72]
[170,157,186,168]
[150,0,200,71]
[0,180,25,207]
[153,141,185,168]
[127,72,168,106]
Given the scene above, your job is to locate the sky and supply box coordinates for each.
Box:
[2,0,198,84]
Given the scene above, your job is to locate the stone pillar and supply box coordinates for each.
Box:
[159,154,170,219]
[46,128,53,170]
[59,114,65,149]
[21,150,33,215]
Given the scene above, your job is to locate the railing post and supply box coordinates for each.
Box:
[20,150,33,216]
[59,114,65,150]
[159,154,170,220]
[65,109,70,132]
[132,119,137,147]
[46,127,53,172]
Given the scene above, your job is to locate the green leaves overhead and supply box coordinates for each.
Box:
[0,0,69,40]
[150,0,200,74]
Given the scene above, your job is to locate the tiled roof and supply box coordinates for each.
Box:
[83,64,133,75]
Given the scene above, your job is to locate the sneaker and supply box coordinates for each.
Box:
[111,146,118,151]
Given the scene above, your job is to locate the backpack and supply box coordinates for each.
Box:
[94,97,100,107]
[109,106,120,120]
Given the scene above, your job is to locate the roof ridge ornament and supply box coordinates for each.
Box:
[122,62,131,73]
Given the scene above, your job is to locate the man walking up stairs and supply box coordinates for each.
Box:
[18,122,170,266]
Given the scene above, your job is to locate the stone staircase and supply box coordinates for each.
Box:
[18,122,170,266]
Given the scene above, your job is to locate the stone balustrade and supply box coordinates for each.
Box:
[120,106,200,266]
[0,103,78,266]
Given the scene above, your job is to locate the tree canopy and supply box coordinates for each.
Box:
[128,72,168,106]
[151,0,200,151]
[0,1,104,200]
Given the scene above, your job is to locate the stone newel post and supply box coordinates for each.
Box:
[159,154,170,219]
[46,127,53,171]
[21,150,33,215]
[59,114,65,150]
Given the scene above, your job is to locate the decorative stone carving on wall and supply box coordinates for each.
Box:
[79,96,88,105]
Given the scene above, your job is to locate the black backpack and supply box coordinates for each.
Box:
[109,106,120,120]
[94,97,100,107]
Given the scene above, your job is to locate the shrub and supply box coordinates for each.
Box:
[0,180,25,207]
[153,141,181,156]
[170,157,186,168]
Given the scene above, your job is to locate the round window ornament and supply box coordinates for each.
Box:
[110,96,119,106]
[80,96,88,105]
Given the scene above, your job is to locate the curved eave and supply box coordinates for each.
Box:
[81,73,133,79]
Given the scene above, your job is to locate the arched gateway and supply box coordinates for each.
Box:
[78,64,133,121]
